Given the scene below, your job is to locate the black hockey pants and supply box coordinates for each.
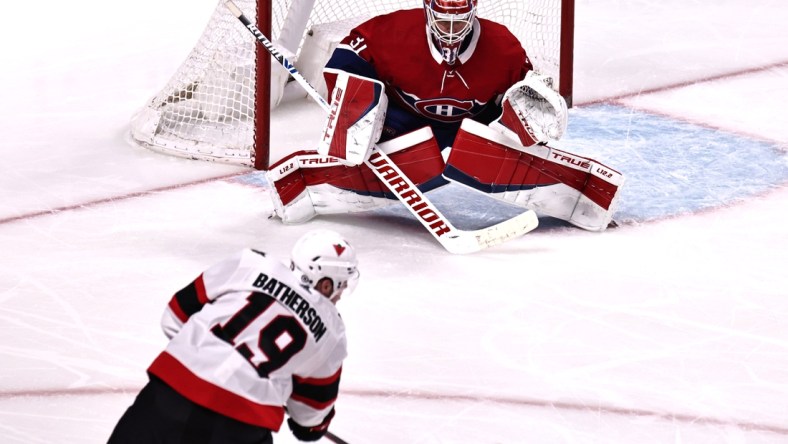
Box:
[107,375,274,444]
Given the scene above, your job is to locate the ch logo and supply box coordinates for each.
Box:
[415,98,475,122]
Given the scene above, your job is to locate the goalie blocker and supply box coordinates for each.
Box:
[318,70,388,165]
[444,119,624,231]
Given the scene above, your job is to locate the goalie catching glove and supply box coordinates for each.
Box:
[318,70,388,165]
[492,71,568,147]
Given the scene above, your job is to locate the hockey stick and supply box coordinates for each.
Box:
[225,0,538,253]
[324,431,351,444]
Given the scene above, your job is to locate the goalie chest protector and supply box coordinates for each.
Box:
[325,9,533,125]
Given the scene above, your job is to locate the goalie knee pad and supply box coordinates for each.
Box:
[266,127,446,224]
[444,119,624,231]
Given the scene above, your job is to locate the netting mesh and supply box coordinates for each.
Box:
[130,0,567,168]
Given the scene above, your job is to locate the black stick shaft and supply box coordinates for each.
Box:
[324,431,351,444]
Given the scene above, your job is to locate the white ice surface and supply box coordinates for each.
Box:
[0,0,787,443]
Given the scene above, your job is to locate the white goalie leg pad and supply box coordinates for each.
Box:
[310,184,395,216]
[265,152,326,224]
[444,119,624,231]
[562,156,625,231]
[266,151,395,224]
[318,70,388,165]
[268,185,317,225]
[490,71,568,147]
[499,150,625,231]
[267,128,446,224]
[311,127,446,214]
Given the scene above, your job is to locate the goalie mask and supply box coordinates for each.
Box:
[424,0,477,65]
[291,229,360,303]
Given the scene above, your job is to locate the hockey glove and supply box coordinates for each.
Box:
[492,71,568,147]
[287,407,335,442]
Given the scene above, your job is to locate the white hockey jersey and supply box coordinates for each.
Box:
[147,249,347,431]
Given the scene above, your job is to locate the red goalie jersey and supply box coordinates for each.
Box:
[148,249,347,432]
[324,8,533,148]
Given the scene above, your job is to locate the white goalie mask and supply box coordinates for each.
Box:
[290,229,360,303]
[424,0,477,65]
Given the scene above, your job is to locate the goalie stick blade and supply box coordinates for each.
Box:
[366,147,537,254]
[442,209,539,254]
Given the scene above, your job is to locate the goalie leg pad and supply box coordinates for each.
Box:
[267,127,446,223]
[444,119,624,231]
[266,151,393,224]
[376,127,448,193]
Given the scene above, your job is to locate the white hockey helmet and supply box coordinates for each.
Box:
[290,229,360,302]
[424,0,477,65]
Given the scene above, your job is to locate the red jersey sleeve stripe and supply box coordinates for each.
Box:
[167,298,189,323]
[290,368,342,409]
[195,274,209,304]
[290,392,337,411]
[293,367,342,385]
[169,275,209,321]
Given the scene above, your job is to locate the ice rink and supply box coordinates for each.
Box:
[1,0,787,443]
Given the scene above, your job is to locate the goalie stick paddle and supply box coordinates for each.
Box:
[225,0,538,253]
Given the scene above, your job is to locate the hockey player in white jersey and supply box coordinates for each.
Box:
[108,229,359,444]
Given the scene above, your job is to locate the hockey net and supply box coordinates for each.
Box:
[130,0,574,169]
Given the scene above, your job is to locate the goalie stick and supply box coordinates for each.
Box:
[225,0,538,253]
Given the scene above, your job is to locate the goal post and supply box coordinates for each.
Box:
[130,0,575,170]
[560,0,575,108]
